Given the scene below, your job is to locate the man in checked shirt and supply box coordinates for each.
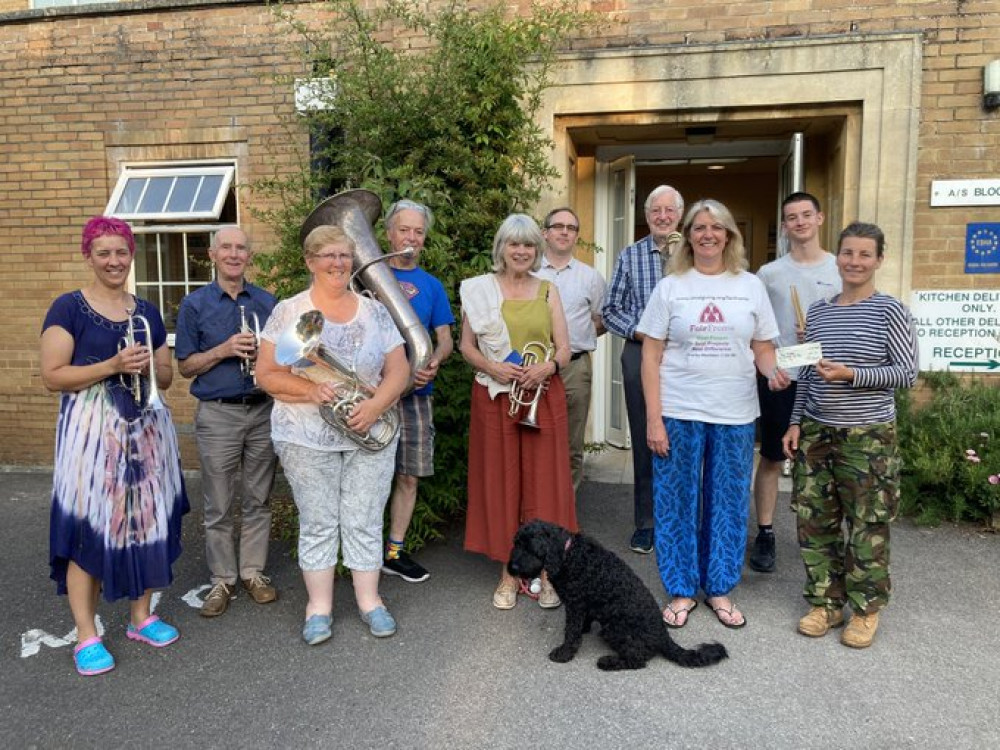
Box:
[601,185,685,554]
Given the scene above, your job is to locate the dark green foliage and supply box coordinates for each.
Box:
[251,1,596,550]
[896,372,1000,527]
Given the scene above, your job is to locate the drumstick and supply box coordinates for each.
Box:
[790,285,806,331]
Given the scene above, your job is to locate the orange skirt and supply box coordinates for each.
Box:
[464,377,578,563]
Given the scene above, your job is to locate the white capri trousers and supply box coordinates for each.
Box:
[275,440,397,572]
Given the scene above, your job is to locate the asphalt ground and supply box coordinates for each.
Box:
[2,468,998,749]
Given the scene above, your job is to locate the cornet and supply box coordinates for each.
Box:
[239,304,262,383]
[507,340,554,429]
[119,312,167,412]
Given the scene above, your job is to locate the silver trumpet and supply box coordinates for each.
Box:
[239,304,262,384]
[275,309,400,452]
[507,340,554,429]
[118,312,167,412]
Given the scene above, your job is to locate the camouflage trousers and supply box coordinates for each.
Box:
[790,418,901,615]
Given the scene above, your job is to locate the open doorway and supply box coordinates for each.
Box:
[583,114,849,448]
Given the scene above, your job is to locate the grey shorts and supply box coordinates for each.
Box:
[275,441,396,572]
[395,393,435,477]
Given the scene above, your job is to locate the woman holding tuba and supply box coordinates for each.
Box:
[459,213,577,611]
[255,224,409,645]
[39,216,188,676]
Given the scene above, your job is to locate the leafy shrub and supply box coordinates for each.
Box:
[896,372,1000,527]
[252,0,596,550]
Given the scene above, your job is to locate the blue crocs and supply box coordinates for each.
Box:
[74,637,115,676]
[302,614,332,645]
[126,615,179,648]
[360,606,397,638]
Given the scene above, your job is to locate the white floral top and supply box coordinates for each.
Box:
[261,289,404,451]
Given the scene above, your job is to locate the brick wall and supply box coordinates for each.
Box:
[2,0,999,466]
[0,2,323,465]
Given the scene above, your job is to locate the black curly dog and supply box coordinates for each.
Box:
[508,520,728,671]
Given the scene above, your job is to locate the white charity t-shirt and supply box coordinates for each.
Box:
[636,269,780,425]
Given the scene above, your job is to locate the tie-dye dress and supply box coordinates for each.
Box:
[43,291,189,602]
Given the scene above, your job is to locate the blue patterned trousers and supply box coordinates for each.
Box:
[653,418,755,598]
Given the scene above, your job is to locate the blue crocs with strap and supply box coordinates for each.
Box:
[126,615,180,647]
[74,637,115,676]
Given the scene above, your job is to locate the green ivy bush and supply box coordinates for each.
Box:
[896,372,1000,528]
[253,0,597,550]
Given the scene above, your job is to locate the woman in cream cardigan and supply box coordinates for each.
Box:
[459,214,578,610]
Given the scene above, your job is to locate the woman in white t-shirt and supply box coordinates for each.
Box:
[256,225,409,646]
[637,199,789,630]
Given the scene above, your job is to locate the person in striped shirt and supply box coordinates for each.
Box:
[602,185,685,554]
[782,221,918,649]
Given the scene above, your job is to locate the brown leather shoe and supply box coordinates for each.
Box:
[492,579,517,610]
[798,606,845,637]
[242,574,277,604]
[841,611,880,648]
[201,582,235,617]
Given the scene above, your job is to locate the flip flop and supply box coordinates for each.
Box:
[705,598,747,629]
[662,599,698,629]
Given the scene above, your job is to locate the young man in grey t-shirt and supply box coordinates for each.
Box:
[751,192,841,572]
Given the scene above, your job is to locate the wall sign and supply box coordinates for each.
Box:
[910,290,1000,372]
[966,223,1000,274]
[931,179,1000,206]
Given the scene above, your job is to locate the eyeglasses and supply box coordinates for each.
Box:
[310,252,353,263]
[546,223,579,233]
[648,206,679,217]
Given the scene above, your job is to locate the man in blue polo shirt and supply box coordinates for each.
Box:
[380,200,454,583]
[175,225,278,617]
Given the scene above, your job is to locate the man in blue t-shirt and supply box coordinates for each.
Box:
[380,200,455,583]
[175,226,278,617]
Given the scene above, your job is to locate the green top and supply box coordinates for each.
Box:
[502,280,552,355]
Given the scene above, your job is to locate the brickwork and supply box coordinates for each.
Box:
[1,0,999,465]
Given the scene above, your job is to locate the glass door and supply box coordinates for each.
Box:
[605,156,635,448]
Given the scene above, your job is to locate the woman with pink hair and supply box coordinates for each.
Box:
[39,216,189,676]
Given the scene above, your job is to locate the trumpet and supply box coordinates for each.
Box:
[239,304,262,383]
[118,313,167,412]
[507,340,554,429]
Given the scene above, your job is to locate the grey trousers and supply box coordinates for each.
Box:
[561,352,593,493]
[622,340,654,531]
[195,400,277,585]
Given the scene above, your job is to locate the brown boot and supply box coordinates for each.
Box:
[797,606,845,637]
[841,611,880,648]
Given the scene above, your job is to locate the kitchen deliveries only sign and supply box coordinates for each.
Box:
[910,290,1000,372]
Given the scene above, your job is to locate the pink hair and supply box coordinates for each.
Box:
[81,216,135,257]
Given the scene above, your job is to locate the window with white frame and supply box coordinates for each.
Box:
[105,163,238,333]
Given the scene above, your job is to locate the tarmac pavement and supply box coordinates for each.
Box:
[2,453,998,749]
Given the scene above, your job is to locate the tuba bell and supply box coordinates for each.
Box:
[275,310,400,452]
[299,189,433,392]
